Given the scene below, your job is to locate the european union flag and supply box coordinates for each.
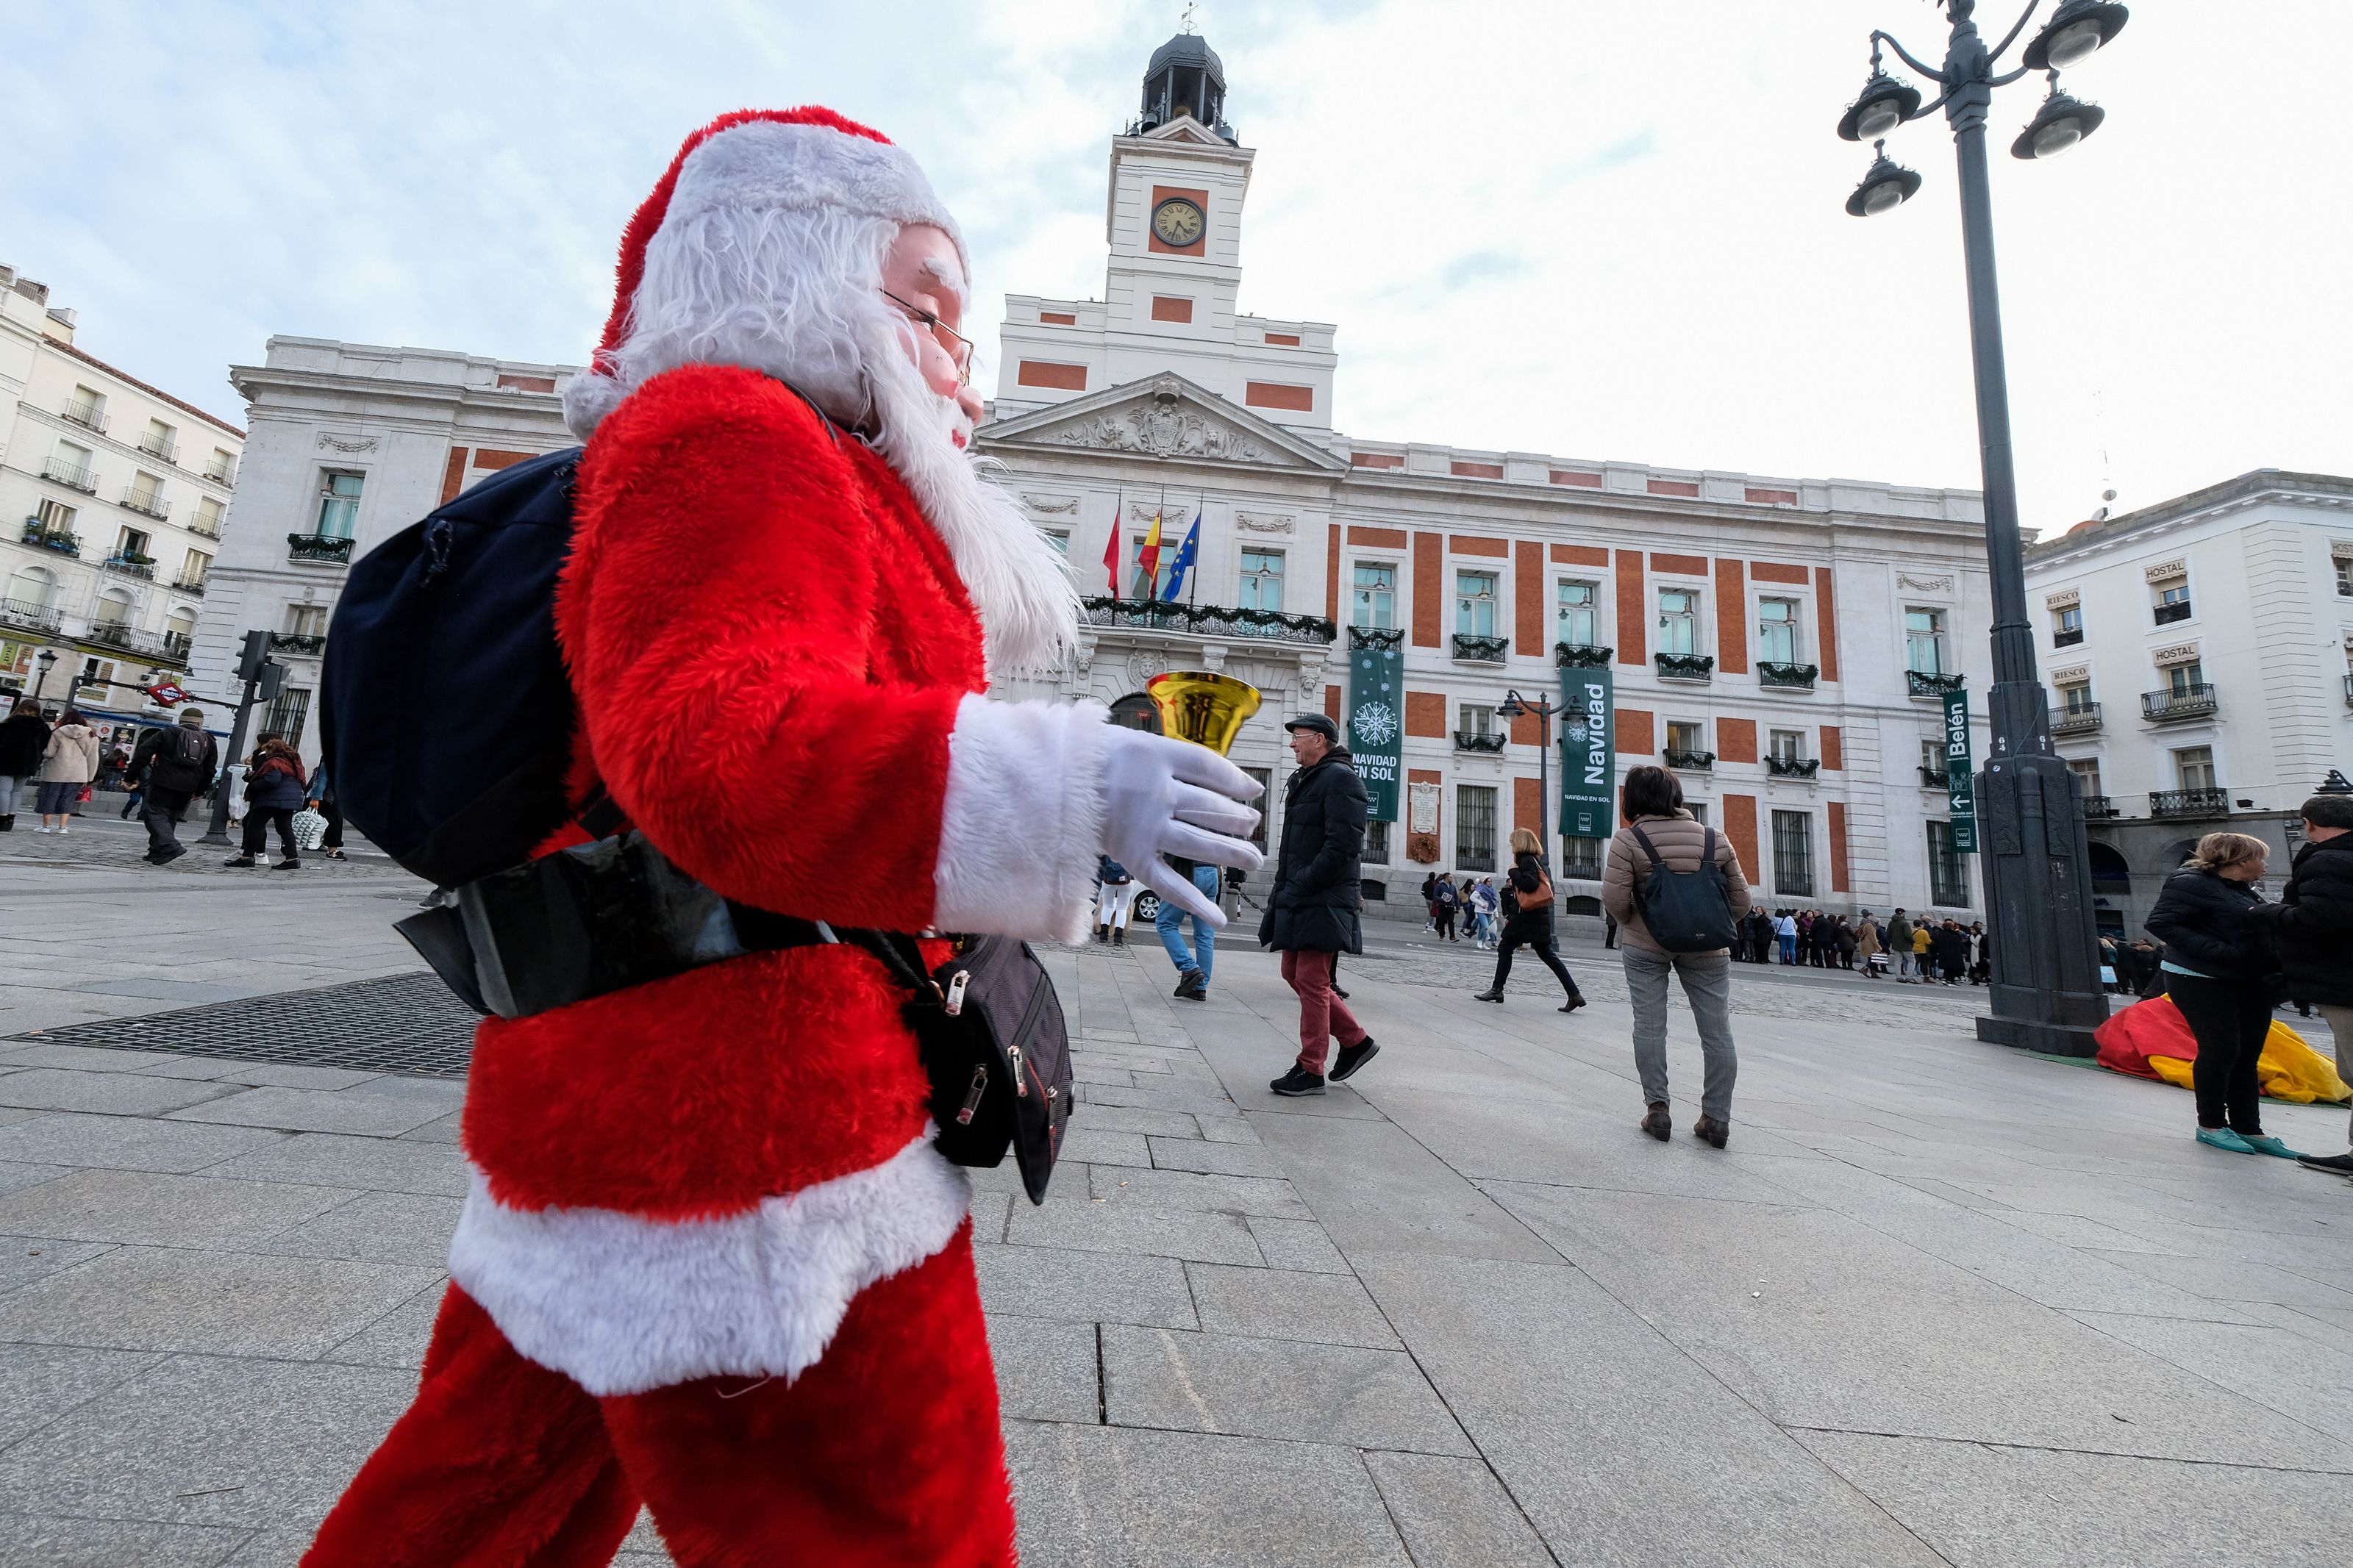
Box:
[1159,513,1202,601]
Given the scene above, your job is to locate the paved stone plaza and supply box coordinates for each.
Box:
[2,815,2351,1565]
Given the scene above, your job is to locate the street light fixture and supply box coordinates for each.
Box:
[1496,688,1557,848]
[1832,0,2128,1057]
[33,650,58,705]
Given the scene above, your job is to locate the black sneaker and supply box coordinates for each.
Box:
[274,858,300,870]
[1270,1064,1326,1097]
[1173,970,1207,1001]
[223,855,255,867]
[152,843,186,866]
[1330,1037,1379,1081]
[2297,1151,2353,1175]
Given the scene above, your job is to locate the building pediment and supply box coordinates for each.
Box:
[980,373,1345,473]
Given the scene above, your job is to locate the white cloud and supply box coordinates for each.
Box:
[3,0,2343,526]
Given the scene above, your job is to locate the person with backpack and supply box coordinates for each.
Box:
[0,701,50,831]
[1602,763,1752,1148]
[126,708,217,865]
[305,109,1266,1568]
[1095,854,1135,945]
[224,733,307,869]
[1431,872,1461,942]
[1888,908,1916,981]
[1471,827,1587,1011]
[30,707,99,834]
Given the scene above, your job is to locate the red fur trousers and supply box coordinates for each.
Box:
[304,1222,1014,1568]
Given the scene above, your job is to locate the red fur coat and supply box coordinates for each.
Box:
[446,364,1108,1396]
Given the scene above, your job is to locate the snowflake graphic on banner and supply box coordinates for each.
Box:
[1352,700,1399,747]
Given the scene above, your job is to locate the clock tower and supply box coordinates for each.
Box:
[990,32,1337,428]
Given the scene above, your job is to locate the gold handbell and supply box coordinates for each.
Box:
[1146,670,1262,757]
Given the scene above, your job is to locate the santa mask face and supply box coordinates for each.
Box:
[877,223,985,450]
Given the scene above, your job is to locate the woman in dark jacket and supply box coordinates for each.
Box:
[1471,828,1585,1011]
[2144,832,2296,1159]
[226,733,309,870]
[1432,874,1460,942]
[0,702,50,829]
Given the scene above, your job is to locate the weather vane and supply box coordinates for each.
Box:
[1179,2,1198,35]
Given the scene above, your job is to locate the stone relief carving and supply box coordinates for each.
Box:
[1056,401,1266,464]
[1021,493,1080,514]
[1234,511,1293,534]
[317,432,379,453]
[1896,573,1954,593]
[1122,650,1168,690]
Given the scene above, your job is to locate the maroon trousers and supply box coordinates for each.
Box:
[303,1222,1014,1568]
[1280,949,1367,1073]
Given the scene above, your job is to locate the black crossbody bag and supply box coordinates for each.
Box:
[396,799,1074,1204]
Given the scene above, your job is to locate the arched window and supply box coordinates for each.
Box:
[1108,693,1163,734]
[93,587,133,628]
[5,565,57,609]
[165,608,196,640]
[2088,842,2132,892]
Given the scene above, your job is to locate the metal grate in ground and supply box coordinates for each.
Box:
[18,972,479,1078]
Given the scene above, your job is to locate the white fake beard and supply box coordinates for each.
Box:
[860,314,1079,678]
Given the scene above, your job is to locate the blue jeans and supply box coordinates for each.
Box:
[1778,934,1796,964]
[1155,864,1221,982]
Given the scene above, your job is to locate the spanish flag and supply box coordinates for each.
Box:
[1138,509,1165,598]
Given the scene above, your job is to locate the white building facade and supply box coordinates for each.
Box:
[188,338,576,759]
[979,35,2000,922]
[2024,469,2353,935]
[1,263,245,728]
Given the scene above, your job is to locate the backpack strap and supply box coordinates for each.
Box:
[574,783,628,841]
[1626,823,1668,870]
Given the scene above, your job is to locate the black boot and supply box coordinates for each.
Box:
[1112,928,1124,947]
[0,814,12,832]
[223,854,255,867]
[1641,1103,1672,1141]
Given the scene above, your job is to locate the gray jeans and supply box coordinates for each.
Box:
[1624,946,1738,1120]
[2318,1005,2353,1152]
[0,776,22,815]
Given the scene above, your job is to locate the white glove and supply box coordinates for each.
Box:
[1099,725,1265,928]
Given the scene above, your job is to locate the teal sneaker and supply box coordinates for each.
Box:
[2240,1134,2302,1160]
[2196,1127,2257,1154]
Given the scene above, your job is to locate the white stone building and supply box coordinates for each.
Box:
[187,338,576,759]
[0,263,244,731]
[981,35,1999,921]
[2024,469,2353,935]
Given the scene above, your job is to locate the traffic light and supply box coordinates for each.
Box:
[257,661,288,702]
[238,629,271,684]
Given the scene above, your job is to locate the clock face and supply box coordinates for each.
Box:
[1151,197,1205,248]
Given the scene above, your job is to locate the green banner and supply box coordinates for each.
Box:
[1346,634,1402,823]
[1944,689,1977,853]
[1557,665,1615,840]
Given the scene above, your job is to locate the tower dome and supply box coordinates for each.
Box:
[1136,32,1235,143]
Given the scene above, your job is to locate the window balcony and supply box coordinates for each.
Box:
[2050,702,2102,735]
[170,576,207,597]
[121,488,171,520]
[2052,626,2085,647]
[1081,596,1335,647]
[270,632,328,656]
[137,434,179,465]
[2141,684,2217,723]
[288,532,357,565]
[1554,641,1613,668]
[1655,652,1714,682]
[186,515,222,540]
[0,597,63,635]
[1453,729,1507,753]
[43,457,98,493]
[1919,765,1953,790]
[2339,578,2352,598]
[2081,795,2120,819]
[2152,600,2193,626]
[1451,632,1509,664]
[82,620,183,663]
[203,459,238,487]
[1663,748,1715,772]
[1348,624,1404,651]
[163,631,192,663]
[1765,756,1820,778]
[2345,673,2353,709]
[100,554,157,580]
[2151,787,2229,819]
[1906,669,1965,698]
[60,400,108,434]
[18,520,81,556]
[1757,661,1818,691]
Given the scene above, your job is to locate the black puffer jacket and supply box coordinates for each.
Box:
[2248,835,2353,1007]
[1499,850,1554,940]
[1258,748,1366,954]
[2144,866,2277,987]
[0,709,49,776]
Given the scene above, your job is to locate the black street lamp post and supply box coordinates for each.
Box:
[1838,0,2125,1056]
[1496,689,1556,847]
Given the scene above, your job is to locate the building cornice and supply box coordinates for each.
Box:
[43,338,246,439]
[2026,469,2353,570]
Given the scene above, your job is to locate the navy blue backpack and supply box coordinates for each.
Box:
[321,448,584,889]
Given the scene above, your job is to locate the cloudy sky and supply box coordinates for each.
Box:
[5,1,2345,529]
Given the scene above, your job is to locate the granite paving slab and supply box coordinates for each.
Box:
[0,1167,354,1249]
[1099,1324,1471,1454]
[0,1246,442,1360]
[1360,1452,1557,1568]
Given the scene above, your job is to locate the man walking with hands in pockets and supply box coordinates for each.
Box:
[1263,713,1376,1095]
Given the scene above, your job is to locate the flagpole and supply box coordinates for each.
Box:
[1189,497,1202,609]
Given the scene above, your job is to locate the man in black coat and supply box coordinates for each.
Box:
[0,701,50,831]
[1260,714,1375,1095]
[127,708,218,865]
[2249,788,2353,1175]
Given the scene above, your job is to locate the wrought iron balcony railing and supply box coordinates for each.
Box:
[1453,729,1507,753]
[1348,625,1404,651]
[1919,765,1954,790]
[2050,702,2102,734]
[2052,626,2084,647]
[60,400,108,434]
[1655,652,1714,681]
[163,631,192,662]
[1451,632,1509,664]
[170,576,207,597]
[100,554,156,580]
[1757,660,1818,690]
[202,459,238,486]
[1663,748,1715,772]
[1554,641,1613,668]
[288,532,357,565]
[2152,600,2193,626]
[1906,669,1965,698]
[0,597,63,634]
[2151,787,2229,819]
[1081,596,1335,646]
[43,457,98,493]
[270,632,328,655]
[136,434,178,465]
[82,620,185,662]
[1765,756,1820,778]
[121,487,171,520]
[2080,795,2119,819]
[19,520,81,556]
[2141,684,2217,723]
[186,515,222,540]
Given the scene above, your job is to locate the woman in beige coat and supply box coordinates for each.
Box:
[33,708,100,834]
[1854,912,1882,978]
[1601,764,1752,1148]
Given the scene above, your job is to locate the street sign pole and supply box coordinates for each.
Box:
[199,631,283,847]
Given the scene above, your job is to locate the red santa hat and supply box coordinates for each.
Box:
[566,107,967,437]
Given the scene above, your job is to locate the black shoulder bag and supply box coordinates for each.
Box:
[1627,823,1740,953]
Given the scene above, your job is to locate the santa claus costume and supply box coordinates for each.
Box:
[304,108,1260,1568]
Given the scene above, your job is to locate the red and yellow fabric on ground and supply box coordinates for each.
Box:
[2094,995,2352,1103]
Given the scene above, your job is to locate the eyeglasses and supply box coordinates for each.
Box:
[881,290,975,387]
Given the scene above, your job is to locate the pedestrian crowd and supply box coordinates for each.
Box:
[1729,904,1988,984]
[1418,870,1504,948]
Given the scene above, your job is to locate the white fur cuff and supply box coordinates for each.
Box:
[933,695,1111,944]
[448,1134,971,1397]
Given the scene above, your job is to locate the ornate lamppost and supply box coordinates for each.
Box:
[1837,0,2128,1055]
[1496,689,1557,846]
